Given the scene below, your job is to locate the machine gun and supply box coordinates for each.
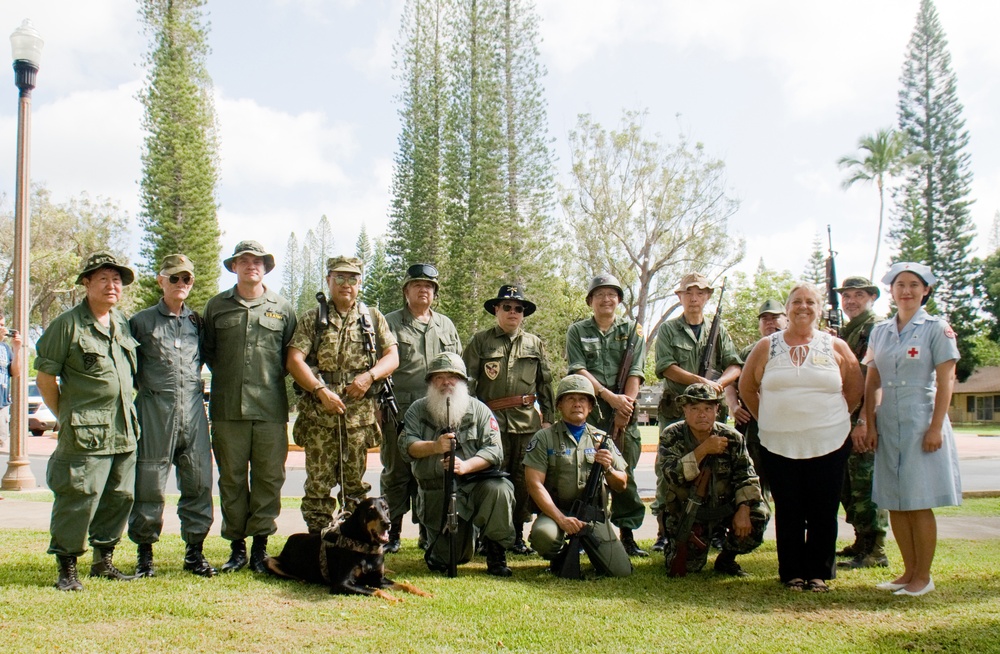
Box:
[826,225,842,334]
[698,277,727,380]
[665,463,713,577]
[439,398,459,578]
[358,302,400,429]
[605,319,641,451]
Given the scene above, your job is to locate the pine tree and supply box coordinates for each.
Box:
[362,239,398,311]
[137,0,221,310]
[281,232,301,308]
[355,224,373,265]
[803,233,826,286]
[892,0,978,379]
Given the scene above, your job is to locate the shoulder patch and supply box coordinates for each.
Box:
[489,415,500,432]
[943,324,956,339]
[635,323,644,338]
[525,439,536,453]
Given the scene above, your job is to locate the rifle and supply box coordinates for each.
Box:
[439,398,459,578]
[552,431,612,579]
[605,319,641,451]
[293,292,330,395]
[826,225,842,334]
[358,302,400,429]
[698,277,727,380]
[665,463,713,577]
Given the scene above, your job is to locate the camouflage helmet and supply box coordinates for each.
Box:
[424,352,469,382]
[586,273,624,303]
[402,262,440,293]
[555,374,596,403]
[675,382,722,406]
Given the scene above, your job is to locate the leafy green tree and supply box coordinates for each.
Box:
[137,0,221,310]
[838,128,925,280]
[891,0,978,380]
[725,262,797,351]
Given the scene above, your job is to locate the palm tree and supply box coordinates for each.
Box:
[837,128,925,280]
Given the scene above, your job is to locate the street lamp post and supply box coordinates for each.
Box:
[2,19,43,491]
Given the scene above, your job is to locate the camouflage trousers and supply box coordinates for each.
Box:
[840,450,888,540]
[294,416,379,533]
[664,503,769,574]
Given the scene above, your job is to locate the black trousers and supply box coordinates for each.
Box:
[761,438,851,582]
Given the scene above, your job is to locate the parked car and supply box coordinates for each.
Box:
[28,380,57,436]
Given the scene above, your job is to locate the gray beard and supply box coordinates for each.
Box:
[426,382,471,428]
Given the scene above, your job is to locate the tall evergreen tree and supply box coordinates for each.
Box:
[138,0,221,310]
[891,0,977,379]
[803,233,826,286]
[362,239,398,311]
[355,224,373,265]
[281,232,301,307]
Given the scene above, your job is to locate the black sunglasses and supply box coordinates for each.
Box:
[500,304,524,314]
[168,274,193,285]
[407,263,439,279]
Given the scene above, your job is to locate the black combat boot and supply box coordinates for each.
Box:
[620,528,649,558]
[484,539,512,577]
[221,539,247,573]
[249,536,268,573]
[183,540,217,577]
[714,549,749,577]
[385,517,403,554]
[135,543,155,578]
[90,547,137,580]
[418,523,429,551]
[652,513,668,553]
[56,555,83,591]
[511,523,534,555]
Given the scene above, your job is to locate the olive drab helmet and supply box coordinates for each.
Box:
[424,352,469,381]
[586,273,624,303]
[555,374,596,402]
[402,262,440,292]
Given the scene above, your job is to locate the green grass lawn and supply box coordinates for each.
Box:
[0,530,998,653]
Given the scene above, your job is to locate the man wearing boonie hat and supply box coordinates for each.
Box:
[203,240,297,574]
[127,254,216,579]
[832,276,889,569]
[657,383,768,577]
[462,284,555,556]
[35,252,141,590]
[287,255,398,535]
[382,263,462,552]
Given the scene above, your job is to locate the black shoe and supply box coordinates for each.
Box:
[424,551,449,574]
[56,555,83,591]
[135,543,155,578]
[249,536,268,573]
[652,513,668,552]
[714,550,749,577]
[620,528,649,558]
[221,539,248,573]
[385,517,403,554]
[418,524,429,551]
[484,539,512,577]
[652,535,668,553]
[511,537,534,555]
[90,547,137,581]
[183,541,217,577]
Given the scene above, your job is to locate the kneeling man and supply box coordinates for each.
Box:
[400,352,515,576]
[659,383,769,577]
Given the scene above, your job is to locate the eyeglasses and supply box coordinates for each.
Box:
[407,263,439,279]
[168,274,193,285]
[500,304,524,314]
[592,290,619,301]
[334,275,361,287]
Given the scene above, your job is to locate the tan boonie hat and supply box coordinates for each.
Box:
[556,374,596,402]
[758,299,785,317]
[76,251,135,286]
[675,382,722,406]
[159,254,194,277]
[425,352,469,381]
[327,256,364,276]
[224,240,275,273]
[833,276,880,300]
[675,272,713,294]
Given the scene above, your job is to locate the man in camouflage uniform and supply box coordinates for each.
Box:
[35,253,141,590]
[658,383,769,576]
[400,352,516,577]
[833,276,889,568]
[524,374,632,578]
[383,263,462,552]
[287,256,398,534]
[565,273,648,557]
[463,285,554,555]
[203,241,297,573]
[651,272,743,552]
[128,254,215,578]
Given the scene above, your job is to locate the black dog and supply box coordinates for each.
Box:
[265,497,430,602]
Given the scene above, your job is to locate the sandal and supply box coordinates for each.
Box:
[808,579,830,593]
[784,578,806,591]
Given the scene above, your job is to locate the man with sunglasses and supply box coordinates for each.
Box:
[287,256,398,534]
[463,285,555,556]
[127,254,216,578]
[383,263,462,552]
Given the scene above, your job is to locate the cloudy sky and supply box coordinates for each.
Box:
[2,0,999,295]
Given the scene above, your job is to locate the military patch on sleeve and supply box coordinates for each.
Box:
[489,415,500,432]
[944,324,956,339]
[484,361,501,380]
[635,323,644,338]
[525,439,536,453]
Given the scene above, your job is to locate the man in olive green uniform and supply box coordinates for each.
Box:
[651,272,743,551]
[400,352,516,577]
[203,241,297,573]
[128,254,215,578]
[524,374,632,578]
[833,276,889,568]
[565,273,648,557]
[35,253,141,591]
[383,263,462,552]
[658,383,769,577]
[287,256,398,534]
[463,285,554,555]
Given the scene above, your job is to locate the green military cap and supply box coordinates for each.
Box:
[834,276,880,300]
[159,253,194,277]
[675,272,713,294]
[676,382,722,406]
[76,251,135,286]
[425,352,469,381]
[327,256,364,275]
[555,374,596,402]
[758,299,786,317]
[586,273,624,303]
[224,240,275,273]
[402,262,439,291]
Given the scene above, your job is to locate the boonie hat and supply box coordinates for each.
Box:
[675,272,713,294]
[327,256,364,275]
[675,382,722,406]
[881,262,936,287]
[425,352,469,381]
[402,263,439,292]
[586,273,624,303]
[834,276,880,300]
[76,252,135,286]
[484,285,537,317]
[758,299,785,317]
[160,254,195,277]
[556,374,596,402]
[224,240,275,273]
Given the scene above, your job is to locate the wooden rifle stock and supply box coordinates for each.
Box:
[667,464,713,577]
[698,278,726,380]
[552,431,612,579]
[440,398,458,578]
[606,320,640,450]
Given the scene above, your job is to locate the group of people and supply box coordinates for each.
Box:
[30,241,961,596]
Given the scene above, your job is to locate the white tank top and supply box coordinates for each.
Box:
[758,330,850,459]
